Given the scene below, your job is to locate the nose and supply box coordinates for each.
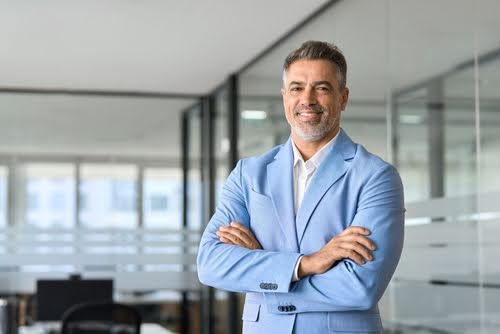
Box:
[300,87,317,106]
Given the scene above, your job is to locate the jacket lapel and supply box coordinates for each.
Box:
[296,129,356,245]
[267,139,299,252]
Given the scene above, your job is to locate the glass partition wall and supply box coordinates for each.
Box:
[0,92,198,333]
[235,0,500,333]
[182,103,203,334]
[187,78,241,334]
[477,0,500,327]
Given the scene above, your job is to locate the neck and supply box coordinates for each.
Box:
[293,128,339,161]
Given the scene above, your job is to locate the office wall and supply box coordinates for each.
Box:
[0,94,193,228]
[0,93,198,294]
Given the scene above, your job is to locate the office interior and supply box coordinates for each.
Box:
[1,0,499,333]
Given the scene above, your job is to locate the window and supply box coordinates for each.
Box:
[28,193,39,210]
[143,168,181,229]
[79,164,137,229]
[112,180,136,211]
[150,195,168,211]
[50,192,65,210]
[23,163,75,228]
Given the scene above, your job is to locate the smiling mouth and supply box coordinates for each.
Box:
[296,109,323,117]
[294,104,325,115]
[296,111,322,115]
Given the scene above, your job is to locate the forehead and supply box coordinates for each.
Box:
[285,59,338,84]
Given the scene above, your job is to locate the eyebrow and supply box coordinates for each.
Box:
[288,80,334,88]
[312,81,333,88]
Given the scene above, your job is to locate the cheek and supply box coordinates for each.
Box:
[325,98,342,112]
[284,102,296,118]
[284,109,293,125]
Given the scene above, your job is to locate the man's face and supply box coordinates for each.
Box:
[281,59,349,143]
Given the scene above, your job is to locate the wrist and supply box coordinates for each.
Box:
[298,254,316,278]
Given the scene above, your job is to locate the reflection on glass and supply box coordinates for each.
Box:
[23,163,75,228]
[342,102,387,160]
[187,168,201,230]
[479,57,500,194]
[143,168,182,229]
[0,166,7,227]
[187,107,202,230]
[213,86,231,333]
[444,69,477,198]
[240,97,288,158]
[478,23,500,329]
[215,87,230,199]
[79,164,137,229]
[396,94,430,203]
[388,1,484,332]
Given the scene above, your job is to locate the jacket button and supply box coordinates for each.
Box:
[278,306,284,312]
[272,284,278,290]
[290,305,296,311]
[284,306,290,312]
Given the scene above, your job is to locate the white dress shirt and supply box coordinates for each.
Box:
[291,132,340,281]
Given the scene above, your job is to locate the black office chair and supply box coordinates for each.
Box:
[61,302,141,334]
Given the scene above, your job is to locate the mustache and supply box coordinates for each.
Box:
[293,105,326,114]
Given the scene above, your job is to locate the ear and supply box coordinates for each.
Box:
[340,87,349,111]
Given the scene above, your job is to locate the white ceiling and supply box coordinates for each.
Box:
[0,94,193,159]
[1,0,499,161]
[240,0,500,101]
[0,0,328,94]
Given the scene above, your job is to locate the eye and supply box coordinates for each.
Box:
[316,86,329,91]
[290,86,302,92]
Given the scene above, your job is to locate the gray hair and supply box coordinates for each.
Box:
[282,40,347,88]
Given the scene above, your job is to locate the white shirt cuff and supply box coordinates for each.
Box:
[292,255,303,282]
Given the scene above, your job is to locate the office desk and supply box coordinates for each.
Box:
[19,323,176,334]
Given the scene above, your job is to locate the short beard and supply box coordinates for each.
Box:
[292,105,337,142]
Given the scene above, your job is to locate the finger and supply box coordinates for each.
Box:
[217,230,246,246]
[341,234,376,251]
[340,248,365,265]
[339,226,371,236]
[339,242,373,262]
[229,221,244,228]
[229,222,251,236]
[230,222,257,242]
[219,236,235,245]
[224,225,255,248]
[226,224,262,250]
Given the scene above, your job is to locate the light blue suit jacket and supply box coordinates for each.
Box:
[197,129,405,333]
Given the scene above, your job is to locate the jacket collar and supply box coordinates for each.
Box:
[267,128,356,249]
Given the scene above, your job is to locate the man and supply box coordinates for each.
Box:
[197,41,404,333]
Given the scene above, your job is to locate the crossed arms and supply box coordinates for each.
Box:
[218,222,375,279]
[197,160,405,313]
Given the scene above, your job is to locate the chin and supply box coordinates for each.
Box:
[295,131,327,142]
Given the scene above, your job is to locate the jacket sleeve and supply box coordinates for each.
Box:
[264,164,405,313]
[197,160,302,293]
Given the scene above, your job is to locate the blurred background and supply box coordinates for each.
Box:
[1,0,499,333]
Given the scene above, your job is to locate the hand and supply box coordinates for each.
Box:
[298,226,375,278]
[216,221,262,250]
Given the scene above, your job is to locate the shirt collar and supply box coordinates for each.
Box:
[292,130,340,168]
